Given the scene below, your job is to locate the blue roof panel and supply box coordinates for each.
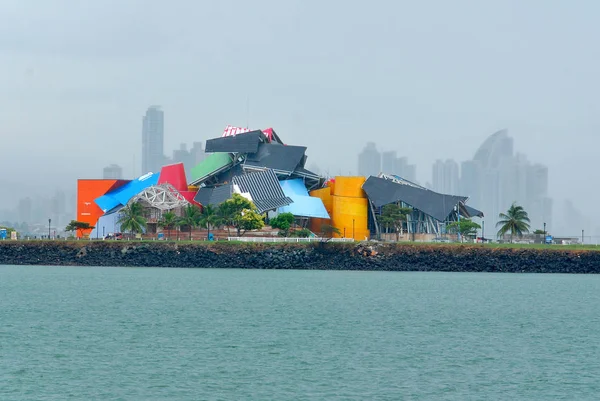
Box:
[278,179,330,219]
[95,172,159,212]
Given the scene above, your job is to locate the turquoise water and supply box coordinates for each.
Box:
[1,266,599,400]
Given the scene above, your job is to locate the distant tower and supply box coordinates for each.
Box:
[103,164,123,179]
[142,105,164,174]
[432,159,459,194]
[358,142,381,177]
[381,151,397,175]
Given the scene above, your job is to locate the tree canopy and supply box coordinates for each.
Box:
[65,220,95,237]
[320,224,341,241]
[219,194,264,236]
[270,212,295,237]
[158,211,178,240]
[117,203,147,236]
[377,203,412,241]
[198,204,221,240]
[496,203,531,242]
[179,204,202,240]
[446,219,481,241]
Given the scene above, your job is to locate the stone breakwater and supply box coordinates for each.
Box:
[1,241,600,273]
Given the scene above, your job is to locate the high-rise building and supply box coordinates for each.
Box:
[358,142,381,177]
[142,105,165,174]
[170,142,206,180]
[380,151,417,182]
[459,160,480,203]
[381,151,396,174]
[395,157,417,183]
[18,197,32,223]
[460,129,552,233]
[103,164,123,179]
[432,159,459,194]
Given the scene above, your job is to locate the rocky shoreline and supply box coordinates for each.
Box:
[1,241,600,273]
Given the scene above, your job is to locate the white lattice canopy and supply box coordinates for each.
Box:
[131,183,189,211]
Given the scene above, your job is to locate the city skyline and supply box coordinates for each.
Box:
[141,105,165,175]
[1,122,596,238]
[356,129,555,234]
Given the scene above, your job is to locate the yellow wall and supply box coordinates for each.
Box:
[331,196,369,240]
[332,176,367,198]
[309,176,371,240]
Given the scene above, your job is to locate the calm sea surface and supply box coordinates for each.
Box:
[1,266,600,400]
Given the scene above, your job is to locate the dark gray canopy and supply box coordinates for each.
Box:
[205,130,266,154]
[193,184,233,207]
[244,143,307,173]
[362,176,468,222]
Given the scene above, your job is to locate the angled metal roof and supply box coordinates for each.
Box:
[189,153,234,185]
[95,172,159,213]
[158,163,188,192]
[244,143,307,173]
[278,179,330,219]
[193,184,233,207]
[232,169,293,213]
[205,130,266,153]
[464,204,484,218]
[362,176,467,222]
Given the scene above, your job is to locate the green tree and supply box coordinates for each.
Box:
[158,211,177,240]
[292,228,312,238]
[238,209,265,236]
[446,219,481,242]
[496,203,531,242]
[178,204,202,240]
[377,204,413,241]
[533,229,545,235]
[320,224,341,242]
[199,204,221,240]
[219,194,264,236]
[117,203,147,237]
[65,220,95,238]
[269,212,295,237]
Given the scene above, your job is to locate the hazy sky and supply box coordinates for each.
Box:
[1,0,599,222]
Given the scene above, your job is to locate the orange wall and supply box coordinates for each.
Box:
[332,176,367,198]
[76,180,127,238]
[331,196,369,240]
[309,176,370,240]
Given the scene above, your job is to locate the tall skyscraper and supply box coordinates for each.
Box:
[380,151,417,182]
[395,157,417,183]
[460,130,552,233]
[103,164,123,179]
[142,105,165,174]
[358,142,381,177]
[18,197,32,223]
[381,151,397,174]
[432,159,459,194]
[169,142,206,180]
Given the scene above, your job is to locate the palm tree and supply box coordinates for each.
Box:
[199,204,221,240]
[117,202,147,238]
[158,210,177,240]
[496,203,531,242]
[178,204,202,240]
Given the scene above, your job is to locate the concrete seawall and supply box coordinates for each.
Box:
[1,241,600,273]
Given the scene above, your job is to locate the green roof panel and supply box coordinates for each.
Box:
[190,153,233,184]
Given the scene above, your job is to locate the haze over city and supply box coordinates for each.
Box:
[1,0,599,237]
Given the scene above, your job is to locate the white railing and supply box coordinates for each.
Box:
[227,236,355,243]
